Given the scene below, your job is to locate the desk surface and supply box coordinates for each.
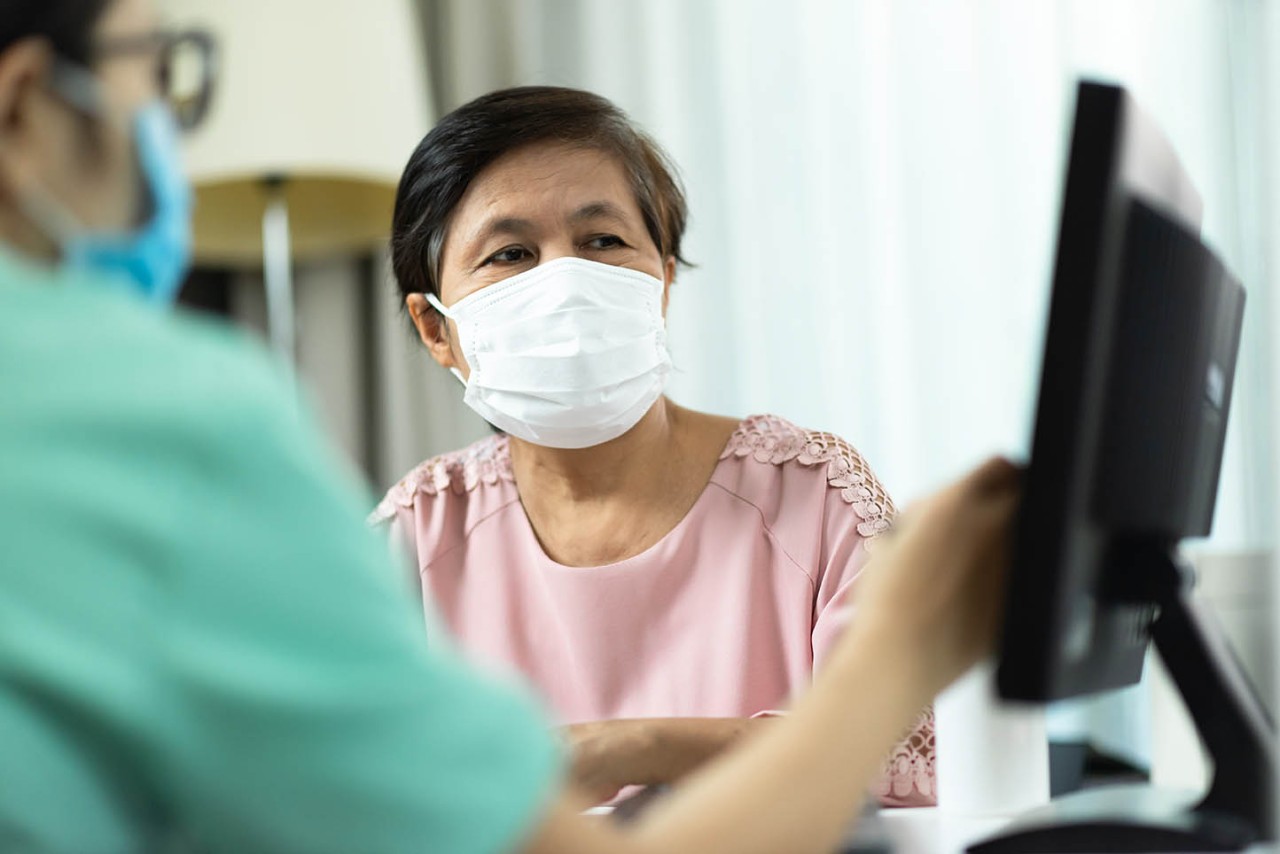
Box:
[593,800,1273,853]
[872,808,1011,854]
[871,808,1274,854]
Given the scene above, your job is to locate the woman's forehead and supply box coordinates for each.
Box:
[452,143,641,226]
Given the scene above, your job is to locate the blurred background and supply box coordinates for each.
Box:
[161,0,1278,797]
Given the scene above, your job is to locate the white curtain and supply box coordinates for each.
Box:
[418,0,1277,553]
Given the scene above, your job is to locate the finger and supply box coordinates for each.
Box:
[957,490,1021,568]
[970,491,1019,600]
[963,456,1023,494]
[971,482,1022,523]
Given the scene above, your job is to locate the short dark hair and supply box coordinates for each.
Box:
[390,85,690,307]
[0,0,112,66]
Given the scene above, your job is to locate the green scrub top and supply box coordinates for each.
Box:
[0,249,560,854]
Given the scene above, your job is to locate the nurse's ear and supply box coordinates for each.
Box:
[0,38,57,244]
[406,292,463,373]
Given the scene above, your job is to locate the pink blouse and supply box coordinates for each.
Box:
[371,414,935,807]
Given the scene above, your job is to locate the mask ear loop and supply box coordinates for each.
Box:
[423,292,468,388]
[423,291,453,319]
[48,61,106,117]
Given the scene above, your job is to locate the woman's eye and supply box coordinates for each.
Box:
[586,235,626,251]
[484,246,530,265]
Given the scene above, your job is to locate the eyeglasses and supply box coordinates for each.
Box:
[93,29,218,132]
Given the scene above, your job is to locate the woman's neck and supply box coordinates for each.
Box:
[507,397,685,506]
[506,398,739,567]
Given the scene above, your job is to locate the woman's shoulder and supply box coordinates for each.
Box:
[717,414,895,539]
[368,433,515,525]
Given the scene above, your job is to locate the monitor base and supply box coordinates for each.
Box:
[967,784,1258,853]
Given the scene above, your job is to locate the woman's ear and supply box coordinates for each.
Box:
[406,293,459,371]
[661,256,676,317]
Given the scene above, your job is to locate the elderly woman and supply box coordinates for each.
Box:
[372,86,933,806]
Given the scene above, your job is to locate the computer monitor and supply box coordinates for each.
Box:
[971,81,1273,852]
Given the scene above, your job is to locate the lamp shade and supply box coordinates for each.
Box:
[160,0,432,264]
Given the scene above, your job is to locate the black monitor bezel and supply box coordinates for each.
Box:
[996,81,1204,702]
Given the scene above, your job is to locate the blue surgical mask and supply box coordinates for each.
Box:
[20,66,194,306]
[65,103,193,305]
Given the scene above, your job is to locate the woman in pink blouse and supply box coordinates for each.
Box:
[372,86,933,807]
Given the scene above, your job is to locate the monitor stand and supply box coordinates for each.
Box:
[969,543,1275,853]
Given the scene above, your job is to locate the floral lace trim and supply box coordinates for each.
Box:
[720,415,895,539]
[876,707,936,804]
[369,415,894,537]
[368,434,514,524]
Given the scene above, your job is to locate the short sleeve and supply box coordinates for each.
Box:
[809,447,895,671]
[808,448,936,808]
[153,357,561,854]
[380,503,427,612]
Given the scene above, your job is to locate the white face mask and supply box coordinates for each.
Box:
[426,257,672,449]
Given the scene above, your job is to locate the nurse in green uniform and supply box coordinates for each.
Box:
[0,1,1019,852]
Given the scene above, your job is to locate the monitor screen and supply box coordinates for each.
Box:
[995,81,1246,703]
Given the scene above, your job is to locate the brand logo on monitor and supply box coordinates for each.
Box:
[1205,363,1225,410]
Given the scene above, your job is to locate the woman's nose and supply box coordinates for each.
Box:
[539,245,583,264]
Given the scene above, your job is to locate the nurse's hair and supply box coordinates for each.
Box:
[390,85,690,306]
[1,0,111,65]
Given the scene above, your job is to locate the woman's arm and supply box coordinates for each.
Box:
[529,626,936,854]
[562,717,771,802]
[518,457,1019,854]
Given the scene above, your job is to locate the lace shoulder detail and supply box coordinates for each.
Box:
[721,414,895,539]
[876,707,936,806]
[367,434,513,525]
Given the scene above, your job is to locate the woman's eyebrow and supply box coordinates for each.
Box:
[458,216,535,265]
[568,201,631,225]
[459,202,633,265]
[471,216,535,244]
